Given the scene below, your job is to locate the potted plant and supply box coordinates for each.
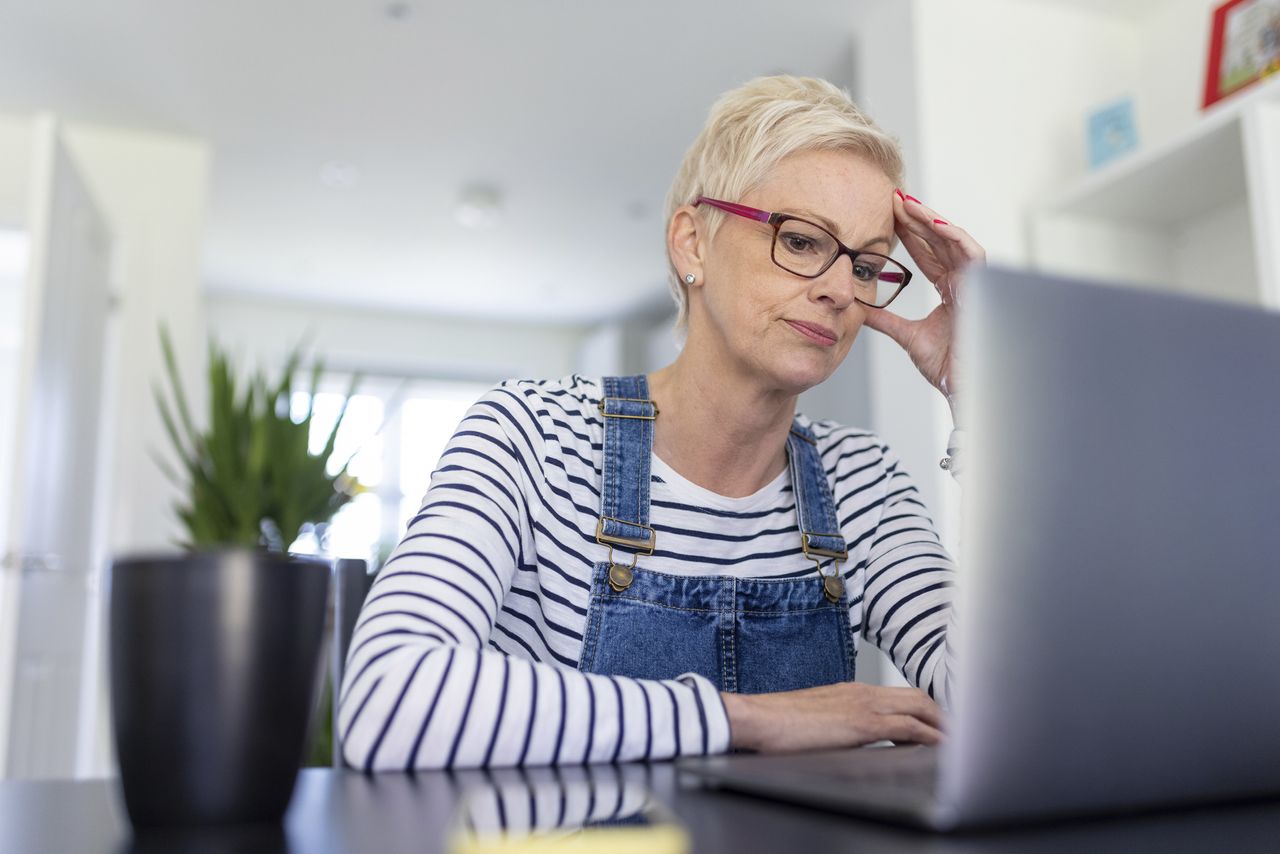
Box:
[109,329,361,827]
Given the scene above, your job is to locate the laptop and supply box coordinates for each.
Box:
[677,266,1280,830]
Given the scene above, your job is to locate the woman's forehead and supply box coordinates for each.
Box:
[748,151,894,243]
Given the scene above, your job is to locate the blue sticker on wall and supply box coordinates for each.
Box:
[1087,98,1139,169]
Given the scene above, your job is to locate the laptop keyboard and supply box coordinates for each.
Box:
[775,745,940,796]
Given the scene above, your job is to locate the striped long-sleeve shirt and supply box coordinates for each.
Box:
[339,375,957,771]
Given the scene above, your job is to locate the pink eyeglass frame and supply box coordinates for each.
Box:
[694,196,912,307]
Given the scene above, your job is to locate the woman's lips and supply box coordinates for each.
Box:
[785,319,837,346]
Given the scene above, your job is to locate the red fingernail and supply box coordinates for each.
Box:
[905,194,922,204]
[933,218,948,225]
[894,188,905,201]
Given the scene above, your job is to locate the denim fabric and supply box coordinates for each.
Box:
[579,563,856,694]
[580,375,855,694]
[598,376,655,546]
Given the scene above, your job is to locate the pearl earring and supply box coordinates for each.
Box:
[684,273,696,284]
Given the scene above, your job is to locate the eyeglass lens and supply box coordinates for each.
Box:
[772,220,906,306]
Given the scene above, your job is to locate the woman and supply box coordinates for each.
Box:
[339,75,985,771]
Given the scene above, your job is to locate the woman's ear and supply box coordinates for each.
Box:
[667,205,705,287]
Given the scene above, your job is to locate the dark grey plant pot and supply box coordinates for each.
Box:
[110,549,330,827]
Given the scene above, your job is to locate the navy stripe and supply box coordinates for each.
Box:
[358,610,460,643]
[365,651,429,771]
[374,569,491,627]
[920,634,947,695]
[493,621,540,661]
[649,496,796,519]
[342,645,404,701]
[482,656,510,767]
[582,677,597,763]
[342,674,384,759]
[639,683,653,760]
[877,582,954,648]
[888,601,952,659]
[384,535,503,607]
[661,683,681,756]
[516,664,538,766]
[499,603,580,661]
[415,500,516,563]
[364,590,484,646]
[550,667,568,764]
[434,464,523,522]
[406,648,456,770]
[433,482,520,540]
[609,679,625,763]
[688,680,710,754]
[445,653,485,768]
[909,627,946,685]
[865,566,946,618]
[509,579,588,618]
[347,628,447,667]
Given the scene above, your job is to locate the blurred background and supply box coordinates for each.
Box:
[2,0,1277,780]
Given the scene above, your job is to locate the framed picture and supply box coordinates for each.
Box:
[1203,0,1280,108]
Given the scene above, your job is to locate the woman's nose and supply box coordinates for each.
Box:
[811,254,859,308]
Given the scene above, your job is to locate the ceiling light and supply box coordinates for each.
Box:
[455,184,503,229]
[384,1,412,21]
[320,161,360,189]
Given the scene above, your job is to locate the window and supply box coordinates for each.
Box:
[289,378,490,565]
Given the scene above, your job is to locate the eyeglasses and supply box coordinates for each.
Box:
[694,197,912,308]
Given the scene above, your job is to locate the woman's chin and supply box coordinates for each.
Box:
[766,354,838,394]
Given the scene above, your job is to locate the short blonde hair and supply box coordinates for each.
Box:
[664,75,905,331]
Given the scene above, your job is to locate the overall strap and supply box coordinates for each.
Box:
[786,421,849,603]
[597,376,658,588]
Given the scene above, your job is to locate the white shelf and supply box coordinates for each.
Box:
[1042,76,1280,224]
[1032,76,1280,309]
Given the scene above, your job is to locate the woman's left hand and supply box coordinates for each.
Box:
[861,190,986,420]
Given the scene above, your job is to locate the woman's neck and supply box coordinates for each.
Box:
[646,342,797,499]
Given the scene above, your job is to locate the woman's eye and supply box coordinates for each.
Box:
[782,234,816,253]
[852,263,877,281]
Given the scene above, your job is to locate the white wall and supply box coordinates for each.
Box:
[58,122,211,558]
[205,292,585,386]
[0,113,211,777]
[0,115,32,228]
[906,0,1232,550]
[912,0,1229,267]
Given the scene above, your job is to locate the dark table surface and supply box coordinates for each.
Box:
[5,763,1280,854]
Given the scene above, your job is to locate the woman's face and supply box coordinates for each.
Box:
[691,148,896,394]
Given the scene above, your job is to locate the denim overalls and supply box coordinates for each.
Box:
[577,375,856,694]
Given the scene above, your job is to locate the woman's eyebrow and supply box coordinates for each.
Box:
[858,236,893,251]
[789,208,892,250]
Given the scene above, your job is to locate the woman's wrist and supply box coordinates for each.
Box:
[720,691,759,751]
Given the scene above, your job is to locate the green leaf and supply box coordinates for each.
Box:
[151,330,363,552]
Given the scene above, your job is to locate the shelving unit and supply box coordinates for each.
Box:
[1031,76,1280,310]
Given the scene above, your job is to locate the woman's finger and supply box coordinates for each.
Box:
[880,686,946,731]
[861,303,916,351]
[900,689,947,732]
[897,192,963,267]
[883,714,944,746]
[900,193,987,276]
[929,219,987,267]
[893,196,947,281]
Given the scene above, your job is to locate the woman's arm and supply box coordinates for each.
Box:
[715,437,954,754]
[337,384,729,771]
[858,441,957,707]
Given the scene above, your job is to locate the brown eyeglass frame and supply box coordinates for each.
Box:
[694,196,912,309]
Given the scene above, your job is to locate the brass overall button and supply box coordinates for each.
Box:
[608,563,634,592]
[822,573,844,604]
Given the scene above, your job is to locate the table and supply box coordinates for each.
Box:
[4,763,1280,853]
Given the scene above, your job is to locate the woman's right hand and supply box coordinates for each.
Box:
[720,682,945,753]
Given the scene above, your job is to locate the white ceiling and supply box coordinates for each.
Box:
[0,0,868,324]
